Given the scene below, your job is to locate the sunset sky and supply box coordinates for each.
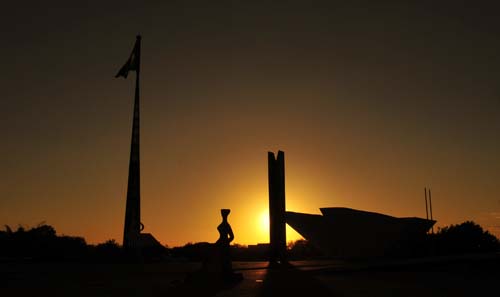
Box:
[1,1,499,247]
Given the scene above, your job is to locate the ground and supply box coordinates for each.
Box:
[1,254,499,296]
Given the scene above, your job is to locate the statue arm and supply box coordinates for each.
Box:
[228,225,234,242]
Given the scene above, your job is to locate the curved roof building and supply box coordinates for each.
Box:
[286,207,435,258]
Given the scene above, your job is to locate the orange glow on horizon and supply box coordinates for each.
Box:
[252,207,303,245]
[258,209,269,236]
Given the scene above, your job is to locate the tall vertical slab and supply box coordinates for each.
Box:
[268,150,286,263]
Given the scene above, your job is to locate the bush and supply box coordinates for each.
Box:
[434,221,500,254]
[0,224,87,260]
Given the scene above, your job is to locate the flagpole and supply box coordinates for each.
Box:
[133,34,141,238]
[123,35,142,249]
[135,35,141,110]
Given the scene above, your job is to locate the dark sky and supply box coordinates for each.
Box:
[1,1,499,245]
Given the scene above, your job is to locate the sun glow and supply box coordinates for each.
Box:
[259,210,270,234]
[228,190,306,245]
[254,208,303,244]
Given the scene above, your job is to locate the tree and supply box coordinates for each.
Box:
[435,221,500,254]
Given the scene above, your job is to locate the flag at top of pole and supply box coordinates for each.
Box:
[115,35,141,78]
[116,35,143,249]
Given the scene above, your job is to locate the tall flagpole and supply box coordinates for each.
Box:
[123,35,142,249]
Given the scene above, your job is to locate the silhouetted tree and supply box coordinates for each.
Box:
[88,239,125,262]
[4,225,12,234]
[0,224,87,260]
[171,242,211,261]
[434,221,500,254]
[287,239,325,260]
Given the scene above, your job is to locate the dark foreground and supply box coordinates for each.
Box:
[1,254,499,297]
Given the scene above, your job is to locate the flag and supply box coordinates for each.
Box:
[115,36,141,78]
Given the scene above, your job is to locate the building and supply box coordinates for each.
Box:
[286,207,435,258]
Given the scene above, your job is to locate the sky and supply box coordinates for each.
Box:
[1,1,499,246]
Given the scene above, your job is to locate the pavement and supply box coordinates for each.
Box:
[2,255,499,296]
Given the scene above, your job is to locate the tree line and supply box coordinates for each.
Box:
[0,221,498,262]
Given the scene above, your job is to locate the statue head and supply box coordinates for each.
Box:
[221,209,231,219]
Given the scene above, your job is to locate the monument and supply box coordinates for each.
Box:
[267,150,435,258]
[116,36,161,251]
[268,151,287,264]
[286,208,435,257]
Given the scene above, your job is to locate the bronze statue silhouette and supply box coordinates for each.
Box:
[216,209,234,276]
[192,208,242,285]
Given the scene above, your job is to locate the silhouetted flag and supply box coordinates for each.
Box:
[116,35,142,249]
[115,37,141,78]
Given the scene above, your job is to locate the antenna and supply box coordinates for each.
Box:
[429,188,434,234]
[424,187,429,220]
